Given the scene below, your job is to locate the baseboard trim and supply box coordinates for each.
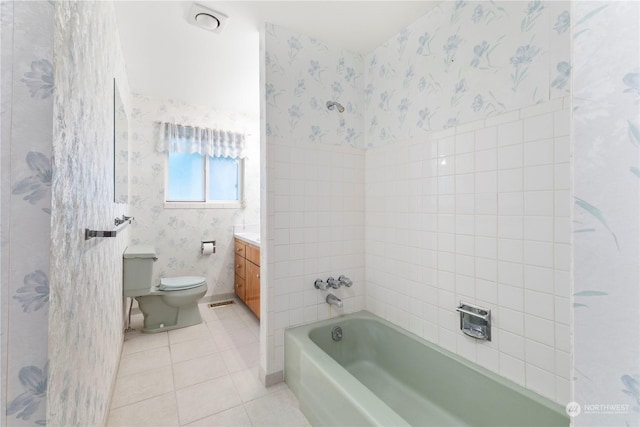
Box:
[259,366,283,387]
[201,293,236,304]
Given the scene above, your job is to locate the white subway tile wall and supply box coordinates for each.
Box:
[365,99,571,404]
[266,141,366,373]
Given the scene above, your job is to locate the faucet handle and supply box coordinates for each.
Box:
[338,275,352,287]
[327,276,340,289]
[314,279,329,291]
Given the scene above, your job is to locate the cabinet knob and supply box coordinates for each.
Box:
[257,274,260,278]
[237,264,241,268]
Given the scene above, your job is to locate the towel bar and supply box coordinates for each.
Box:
[85,215,134,240]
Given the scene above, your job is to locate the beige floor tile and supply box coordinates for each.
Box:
[111,366,174,409]
[176,376,242,425]
[123,330,169,355]
[231,302,253,316]
[210,316,250,335]
[244,389,309,426]
[198,304,216,323]
[116,302,307,427]
[229,327,259,348]
[184,405,252,427]
[173,353,228,390]
[170,336,218,364]
[230,366,288,403]
[220,343,259,373]
[168,322,209,345]
[107,392,178,426]
[239,314,260,331]
[208,329,237,352]
[117,346,172,378]
[208,304,240,320]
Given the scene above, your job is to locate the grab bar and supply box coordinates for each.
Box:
[455,306,490,321]
[85,215,134,240]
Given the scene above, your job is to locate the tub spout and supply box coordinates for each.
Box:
[326,293,343,308]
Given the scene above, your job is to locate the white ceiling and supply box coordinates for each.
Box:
[114,1,439,115]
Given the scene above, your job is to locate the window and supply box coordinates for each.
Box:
[157,121,246,208]
[166,152,244,208]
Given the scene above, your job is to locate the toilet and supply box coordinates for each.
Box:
[123,245,207,333]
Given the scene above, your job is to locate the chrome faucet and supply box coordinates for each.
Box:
[326,293,343,308]
[327,277,340,289]
[314,279,330,290]
[338,275,352,287]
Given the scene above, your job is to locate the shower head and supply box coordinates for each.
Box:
[326,100,345,113]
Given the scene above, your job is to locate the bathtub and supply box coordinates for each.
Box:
[285,311,567,427]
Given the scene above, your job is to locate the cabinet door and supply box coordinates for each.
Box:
[234,274,246,301]
[234,254,246,279]
[246,244,260,266]
[234,240,246,257]
[246,261,260,318]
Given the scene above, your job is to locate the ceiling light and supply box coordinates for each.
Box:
[188,3,228,34]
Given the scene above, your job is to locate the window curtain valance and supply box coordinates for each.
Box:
[156,121,246,159]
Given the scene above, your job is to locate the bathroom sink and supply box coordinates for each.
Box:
[234,232,260,246]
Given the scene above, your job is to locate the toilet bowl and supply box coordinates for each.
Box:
[123,245,207,333]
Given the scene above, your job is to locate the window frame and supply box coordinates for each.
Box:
[164,152,245,210]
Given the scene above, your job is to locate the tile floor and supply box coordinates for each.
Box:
[107,300,310,427]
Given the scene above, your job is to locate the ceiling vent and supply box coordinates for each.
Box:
[188,3,228,34]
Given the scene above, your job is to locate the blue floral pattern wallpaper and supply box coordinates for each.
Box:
[264,23,364,147]
[365,0,570,147]
[573,2,639,426]
[1,1,53,425]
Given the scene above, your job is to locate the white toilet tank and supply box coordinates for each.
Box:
[123,245,157,297]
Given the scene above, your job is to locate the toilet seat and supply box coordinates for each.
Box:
[159,276,206,291]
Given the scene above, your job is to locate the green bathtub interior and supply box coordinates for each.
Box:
[285,311,568,427]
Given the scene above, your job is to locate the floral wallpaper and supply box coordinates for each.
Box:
[48,1,131,425]
[1,1,53,425]
[264,23,364,147]
[572,1,640,426]
[365,0,570,147]
[128,94,260,297]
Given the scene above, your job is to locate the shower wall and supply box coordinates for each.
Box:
[363,1,571,404]
[48,1,130,425]
[366,100,571,404]
[128,94,260,298]
[263,0,575,404]
[1,2,53,425]
[263,23,366,379]
[572,2,640,426]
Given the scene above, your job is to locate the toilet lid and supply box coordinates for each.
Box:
[159,276,206,291]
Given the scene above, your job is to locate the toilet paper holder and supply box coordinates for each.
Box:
[201,240,216,255]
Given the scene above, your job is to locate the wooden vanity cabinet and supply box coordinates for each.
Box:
[234,238,260,318]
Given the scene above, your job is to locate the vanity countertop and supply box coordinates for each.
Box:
[234,232,260,247]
